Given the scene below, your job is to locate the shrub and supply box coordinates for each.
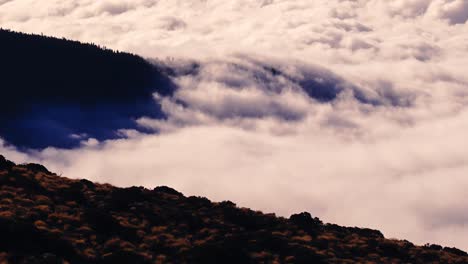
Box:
[289,212,323,235]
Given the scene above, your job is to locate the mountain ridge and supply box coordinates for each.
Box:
[0,155,466,263]
[0,28,175,149]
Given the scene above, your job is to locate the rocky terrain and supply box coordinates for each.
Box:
[0,155,467,263]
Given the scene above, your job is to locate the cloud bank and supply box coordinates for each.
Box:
[1,0,468,250]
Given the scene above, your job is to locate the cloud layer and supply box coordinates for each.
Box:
[1,0,468,250]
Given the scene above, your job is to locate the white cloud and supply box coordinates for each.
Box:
[427,0,468,24]
[1,0,468,251]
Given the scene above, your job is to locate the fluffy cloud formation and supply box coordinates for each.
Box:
[427,0,468,24]
[1,0,468,250]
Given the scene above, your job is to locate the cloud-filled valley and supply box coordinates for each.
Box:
[1,0,468,250]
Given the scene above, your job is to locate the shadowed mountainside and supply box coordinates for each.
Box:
[0,29,175,149]
[0,155,466,263]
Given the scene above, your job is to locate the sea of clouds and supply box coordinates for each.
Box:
[1,0,468,249]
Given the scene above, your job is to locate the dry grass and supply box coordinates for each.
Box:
[0,156,467,263]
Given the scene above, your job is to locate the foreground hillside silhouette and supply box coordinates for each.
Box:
[0,155,466,263]
[0,29,175,149]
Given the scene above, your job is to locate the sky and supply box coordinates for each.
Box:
[1,0,468,250]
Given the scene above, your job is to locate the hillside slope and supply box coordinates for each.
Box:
[0,155,466,263]
[0,29,175,149]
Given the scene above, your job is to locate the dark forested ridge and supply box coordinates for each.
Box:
[0,155,466,263]
[0,29,175,149]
